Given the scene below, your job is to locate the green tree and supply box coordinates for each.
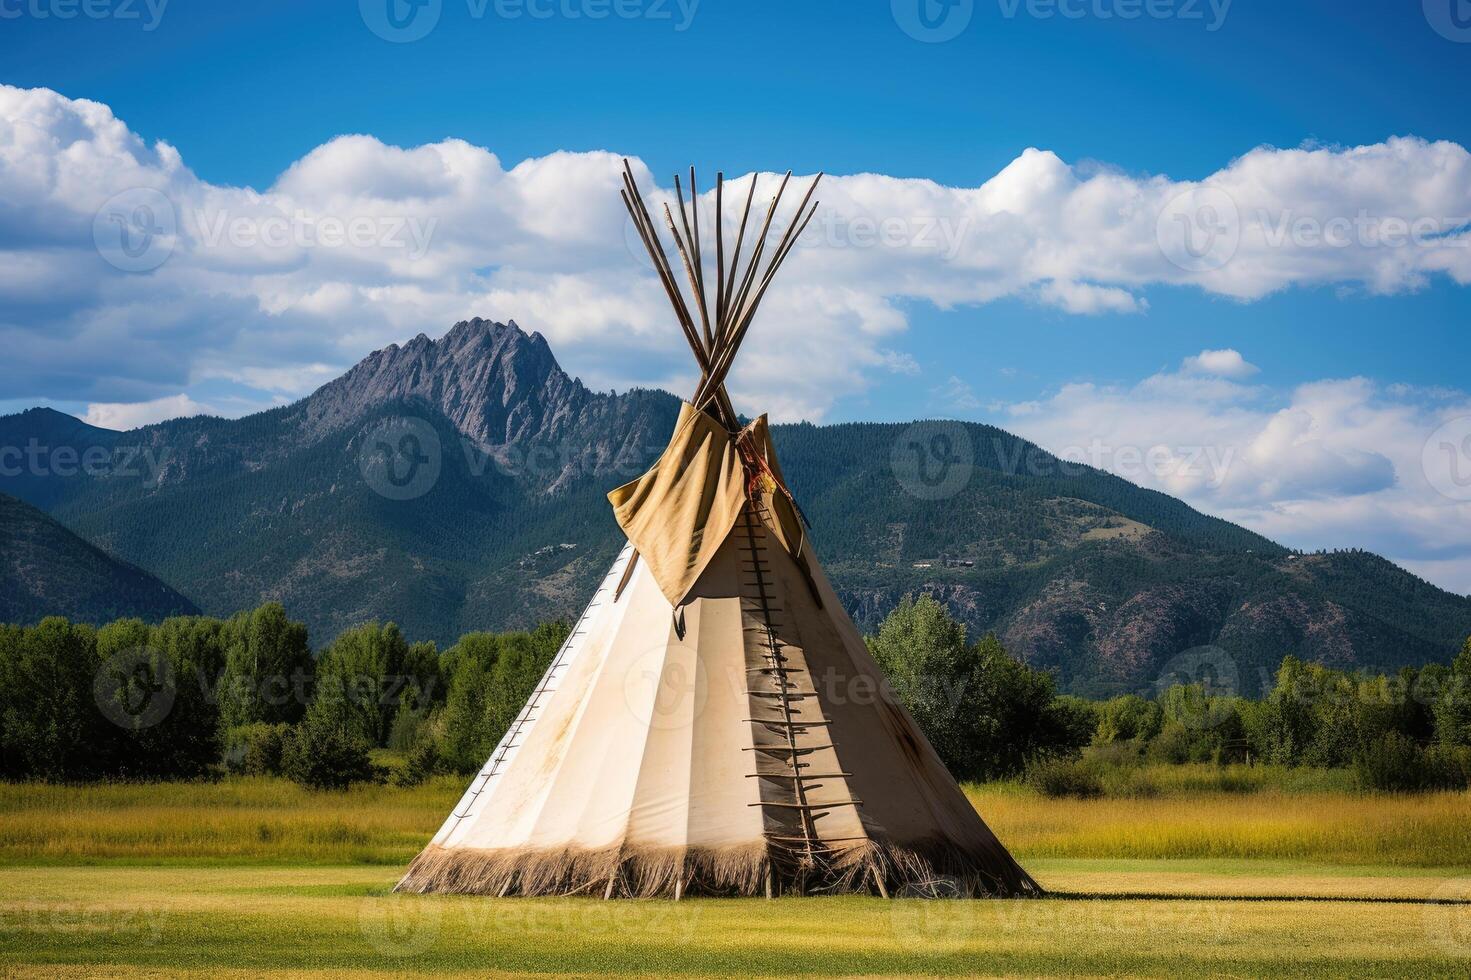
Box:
[867,595,973,772]
[1094,694,1163,745]
[967,633,1071,779]
[432,623,566,774]
[403,640,443,707]
[218,604,312,730]
[224,722,291,776]
[436,656,494,774]
[1246,656,1320,765]
[281,695,375,790]
[102,616,228,779]
[1042,695,1101,753]
[1435,637,1471,748]
[484,629,558,749]
[868,595,1081,780]
[0,618,109,780]
[314,622,411,747]
[440,632,501,679]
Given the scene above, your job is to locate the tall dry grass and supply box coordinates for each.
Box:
[0,777,462,865]
[968,781,1471,867]
[1,773,1467,868]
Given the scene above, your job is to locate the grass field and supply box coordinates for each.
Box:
[1,774,1469,977]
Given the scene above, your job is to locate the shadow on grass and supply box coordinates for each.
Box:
[1046,891,1471,905]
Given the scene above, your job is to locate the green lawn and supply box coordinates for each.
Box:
[1,777,1469,977]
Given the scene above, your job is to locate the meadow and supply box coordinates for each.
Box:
[1,772,1469,977]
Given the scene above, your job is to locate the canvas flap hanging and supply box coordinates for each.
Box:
[608,402,808,607]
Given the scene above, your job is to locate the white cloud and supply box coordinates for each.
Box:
[995,364,1471,596]
[3,85,1471,426]
[83,394,213,430]
[1183,348,1258,378]
[877,350,922,376]
[1038,280,1147,315]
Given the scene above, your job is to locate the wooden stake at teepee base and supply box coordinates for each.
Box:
[394,164,1042,901]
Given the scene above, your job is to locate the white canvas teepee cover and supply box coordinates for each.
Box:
[395,163,1039,898]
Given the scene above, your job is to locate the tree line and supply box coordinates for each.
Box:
[0,604,565,789]
[2,597,1468,792]
[1071,644,1471,792]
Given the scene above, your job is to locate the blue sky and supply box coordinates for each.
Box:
[2,0,1468,404]
[4,1,1468,185]
[1,0,1470,591]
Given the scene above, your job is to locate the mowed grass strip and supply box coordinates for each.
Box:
[1,781,1469,977]
[2,777,1469,867]
[1,866,1468,979]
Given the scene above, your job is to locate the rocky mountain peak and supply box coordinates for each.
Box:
[300,318,578,446]
[294,317,680,491]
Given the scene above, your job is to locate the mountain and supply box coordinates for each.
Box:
[0,492,198,626]
[2,318,1468,696]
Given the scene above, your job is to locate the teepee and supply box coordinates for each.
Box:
[396,163,1040,899]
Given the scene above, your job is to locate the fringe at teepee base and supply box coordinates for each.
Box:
[393,839,1043,899]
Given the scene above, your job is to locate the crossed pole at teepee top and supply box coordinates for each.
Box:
[620,160,822,433]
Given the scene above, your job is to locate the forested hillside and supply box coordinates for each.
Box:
[2,319,1467,695]
[0,492,197,625]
